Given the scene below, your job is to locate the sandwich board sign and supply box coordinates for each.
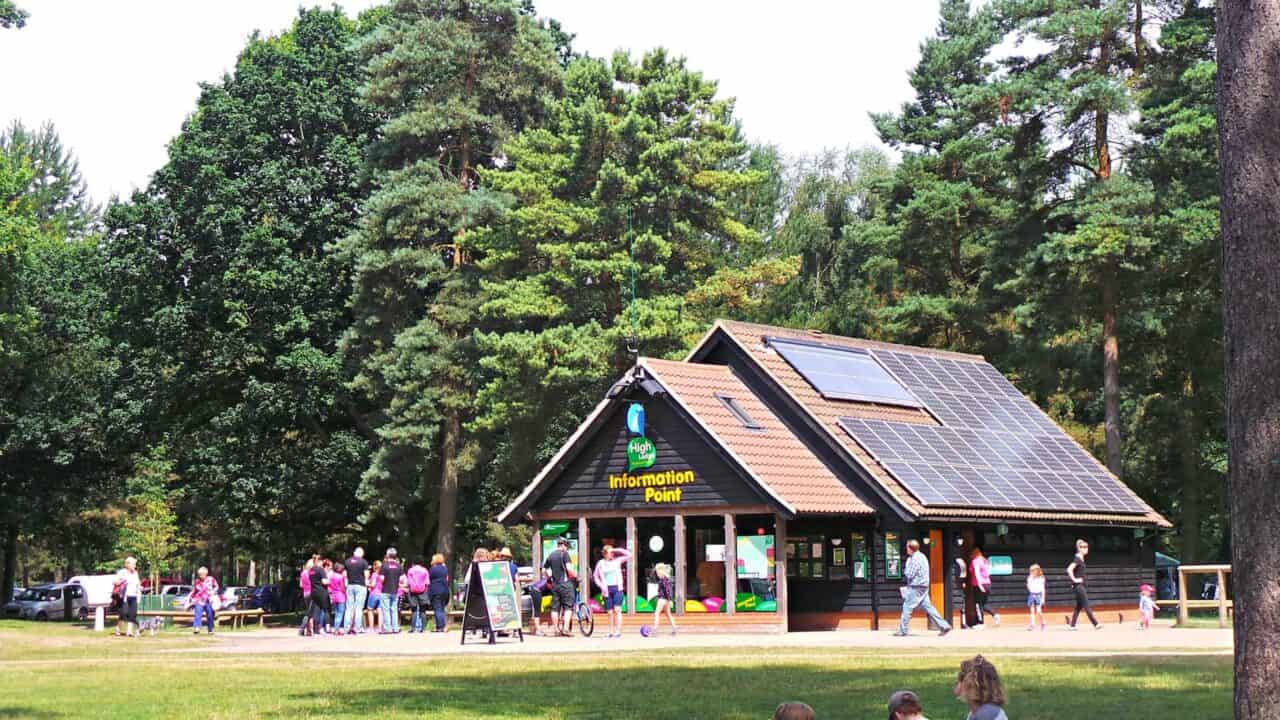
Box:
[460,560,524,645]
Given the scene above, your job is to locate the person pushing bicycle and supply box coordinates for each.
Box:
[543,537,577,637]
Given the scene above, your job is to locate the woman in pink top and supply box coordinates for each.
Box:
[969,548,1000,627]
[365,560,383,633]
[298,558,315,636]
[329,564,348,635]
[189,566,219,635]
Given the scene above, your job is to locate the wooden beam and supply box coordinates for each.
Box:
[531,529,542,577]
[776,514,788,632]
[724,513,737,616]
[578,517,591,603]
[1216,568,1228,628]
[626,516,639,615]
[675,514,687,616]
[534,505,775,521]
[1177,566,1189,626]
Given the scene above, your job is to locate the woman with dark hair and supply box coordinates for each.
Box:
[309,558,331,636]
[1067,538,1101,630]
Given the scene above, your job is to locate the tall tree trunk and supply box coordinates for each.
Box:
[435,409,461,564]
[1179,386,1203,561]
[1,523,16,604]
[1219,2,1280,717]
[1134,0,1145,76]
[1095,18,1121,477]
[1101,266,1123,478]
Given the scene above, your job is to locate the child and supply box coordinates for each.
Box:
[1139,583,1157,630]
[954,655,1007,720]
[651,563,677,636]
[329,564,348,635]
[887,690,928,720]
[772,702,816,720]
[1026,563,1046,631]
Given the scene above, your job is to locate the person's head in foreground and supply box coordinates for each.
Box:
[955,655,1007,719]
[772,701,816,720]
[887,690,927,720]
[905,539,919,555]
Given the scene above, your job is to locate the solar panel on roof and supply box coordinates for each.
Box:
[833,348,1148,515]
[769,338,923,408]
[839,416,1147,513]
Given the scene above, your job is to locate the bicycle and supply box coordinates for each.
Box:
[553,588,594,637]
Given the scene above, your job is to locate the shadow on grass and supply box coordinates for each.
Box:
[263,656,1230,720]
[0,706,65,719]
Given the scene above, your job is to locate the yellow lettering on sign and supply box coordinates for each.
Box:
[608,470,696,503]
[643,487,683,503]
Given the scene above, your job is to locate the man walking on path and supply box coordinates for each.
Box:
[380,548,403,634]
[896,539,951,637]
[344,547,369,634]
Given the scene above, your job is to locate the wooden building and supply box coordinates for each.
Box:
[499,321,1171,632]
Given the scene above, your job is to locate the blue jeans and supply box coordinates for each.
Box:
[193,603,215,631]
[332,601,346,630]
[899,586,950,635]
[429,591,448,631]
[380,594,399,632]
[346,585,367,632]
[410,593,427,632]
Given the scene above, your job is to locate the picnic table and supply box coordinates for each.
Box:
[136,608,265,630]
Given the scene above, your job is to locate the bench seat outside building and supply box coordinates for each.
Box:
[499,321,1171,632]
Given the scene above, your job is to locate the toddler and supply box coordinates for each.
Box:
[1139,583,1156,629]
[1026,563,1046,631]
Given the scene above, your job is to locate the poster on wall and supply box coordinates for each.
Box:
[542,536,579,576]
[851,532,869,581]
[829,545,849,581]
[989,555,1014,576]
[736,535,775,580]
[883,531,902,579]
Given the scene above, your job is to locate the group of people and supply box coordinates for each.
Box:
[523,537,678,638]
[772,654,1009,720]
[299,547,450,636]
[900,536,1156,635]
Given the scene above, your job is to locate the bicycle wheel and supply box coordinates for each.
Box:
[576,602,594,637]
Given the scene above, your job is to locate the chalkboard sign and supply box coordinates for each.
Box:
[460,561,524,645]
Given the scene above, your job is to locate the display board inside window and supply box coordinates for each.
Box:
[883,531,902,580]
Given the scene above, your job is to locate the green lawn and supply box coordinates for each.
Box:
[0,621,1230,719]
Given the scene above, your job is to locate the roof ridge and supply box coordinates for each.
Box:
[716,319,987,361]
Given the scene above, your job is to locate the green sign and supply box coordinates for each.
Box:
[989,555,1013,576]
[627,436,657,471]
[540,521,571,536]
[478,561,522,632]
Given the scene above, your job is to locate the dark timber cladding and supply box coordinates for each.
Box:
[533,396,770,513]
[500,320,1172,632]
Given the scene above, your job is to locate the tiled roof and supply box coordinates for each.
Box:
[696,320,1171,528]
[640,358,873,516]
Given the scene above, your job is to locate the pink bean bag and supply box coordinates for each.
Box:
[702,596,724,613]
[588,598,604,613]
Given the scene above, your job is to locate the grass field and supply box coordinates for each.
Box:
[0,621,1230,719]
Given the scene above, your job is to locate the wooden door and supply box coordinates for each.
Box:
[929,529,945,612]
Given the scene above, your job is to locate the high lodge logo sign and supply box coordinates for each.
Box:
[608,470,697,504]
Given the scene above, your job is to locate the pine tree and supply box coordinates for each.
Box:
[997,0,1152,478]
[469,50,791,494]
[338,0,562,560]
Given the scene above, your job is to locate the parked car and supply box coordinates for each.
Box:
[246,584,282,613]
[220,586,251,610]
[3,586,41,618]
[18,583,89,621]
[159,584,193,610]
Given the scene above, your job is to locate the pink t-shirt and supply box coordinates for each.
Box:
[971,556,992,590]
[406,564,429,594]
[300,567,312,595]
[328,572,347,604]
[370,571,384,595]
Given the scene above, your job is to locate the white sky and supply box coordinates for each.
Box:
[0,1,941,204]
